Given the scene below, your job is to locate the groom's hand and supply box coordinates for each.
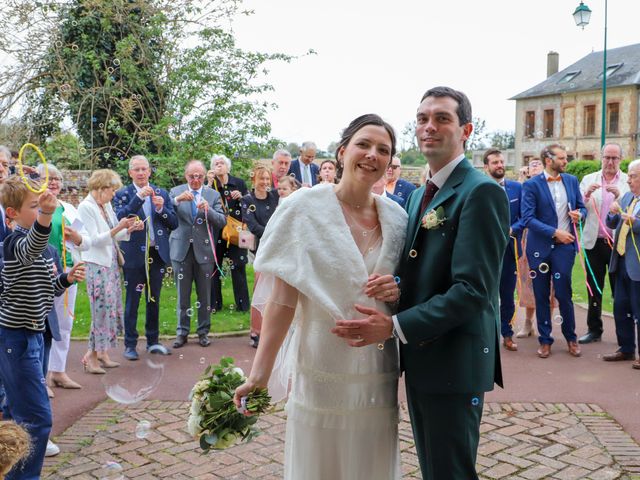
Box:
[331,304,393,347]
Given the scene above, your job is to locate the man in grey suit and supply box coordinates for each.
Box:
[170,160,226,348]
[604,159,640,369]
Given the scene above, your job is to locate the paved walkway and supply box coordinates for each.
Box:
[38,304,640,479]
[43,400,640,479]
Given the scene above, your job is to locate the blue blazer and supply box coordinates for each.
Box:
[607,191,640,281]
[113,184,178,268]
[521,173,587,265]
[288,159,320,186]
[504,179,523,256]
[392,178,417,202]
[385,191,405,207]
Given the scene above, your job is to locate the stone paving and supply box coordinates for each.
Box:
[42,401,640,480]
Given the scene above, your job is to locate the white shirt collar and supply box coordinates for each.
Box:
[428,154,466,189]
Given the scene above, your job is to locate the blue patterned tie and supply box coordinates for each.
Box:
[191,190,198,221]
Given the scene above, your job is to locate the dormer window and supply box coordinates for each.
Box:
[598,63,623,79]
[558,71,581,83]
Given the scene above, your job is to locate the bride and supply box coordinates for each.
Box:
[234,114,408,479]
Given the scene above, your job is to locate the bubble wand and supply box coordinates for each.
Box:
[17,143,48,193]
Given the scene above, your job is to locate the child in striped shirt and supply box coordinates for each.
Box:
[0,176,85,480]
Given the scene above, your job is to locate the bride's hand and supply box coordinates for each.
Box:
[364,274,399,303]
[233,379,265,414]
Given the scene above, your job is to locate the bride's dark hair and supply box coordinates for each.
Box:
[334,114,396,180]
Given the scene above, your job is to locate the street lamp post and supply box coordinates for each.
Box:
[573,0,607,148]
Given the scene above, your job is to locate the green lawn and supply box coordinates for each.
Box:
[571,253,613,314]
[71,265,254,338]
[69,257,612,338]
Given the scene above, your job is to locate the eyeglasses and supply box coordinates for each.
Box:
[187,174,204,180]
[387,165,400,170]
[49,177,62,182]
[602,156,621,162]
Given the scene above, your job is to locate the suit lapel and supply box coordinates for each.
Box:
[405,160,469,256]
[404,185,425,258]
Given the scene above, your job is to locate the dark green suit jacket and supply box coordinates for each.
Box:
[397,159,509,394]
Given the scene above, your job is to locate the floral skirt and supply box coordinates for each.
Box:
[86,247,124,352]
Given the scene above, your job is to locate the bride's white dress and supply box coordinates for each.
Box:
[252,185,408,480]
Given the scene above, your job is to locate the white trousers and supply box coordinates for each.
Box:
[48,278,78,373]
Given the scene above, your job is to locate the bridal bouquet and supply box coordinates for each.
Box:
[187,356,271,452]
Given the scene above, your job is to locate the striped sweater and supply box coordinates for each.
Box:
[0,221,71,332]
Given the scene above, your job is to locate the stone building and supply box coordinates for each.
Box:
[511,44,640,169]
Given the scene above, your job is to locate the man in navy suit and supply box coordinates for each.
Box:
[603,159,640,369]
[114,155,178,360]
[385,156,417,202]
[484,149,522,352]
[287,142,319,187]
[521,144,587,359]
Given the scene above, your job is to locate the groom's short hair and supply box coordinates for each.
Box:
[420,86,472,126]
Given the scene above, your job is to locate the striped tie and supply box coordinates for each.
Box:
[616,197,638,256]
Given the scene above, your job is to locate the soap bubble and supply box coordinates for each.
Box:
[102,358,166,405]
[538,263,549,274]
[199,357,205,365]
[135,420,151,439]
[99,461,124,480]
[552,315,563,325]
[186,308,194,317]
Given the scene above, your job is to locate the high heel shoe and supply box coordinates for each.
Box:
[97,357,120,368]
[82,357,106,374]
[50,374,82,389]
[515,319,535,338]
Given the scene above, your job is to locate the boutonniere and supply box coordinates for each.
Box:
[421,206,446,230]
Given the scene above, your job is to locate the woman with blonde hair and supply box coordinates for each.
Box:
[35,164,92,391]
[241,163,279,348]
[77,169,141,374]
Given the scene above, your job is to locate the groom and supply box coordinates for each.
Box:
[333,86,510,479]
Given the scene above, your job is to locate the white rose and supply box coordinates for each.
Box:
[186,414,202,436]
[231,367,244,377]
[424,213,438,229]
[190,398,202,416]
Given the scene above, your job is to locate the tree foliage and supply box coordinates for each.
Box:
[488,130,515,150]
[0,0,302,187]
[467,117,488,151]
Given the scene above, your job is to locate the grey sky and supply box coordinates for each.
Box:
[233,0,640,150]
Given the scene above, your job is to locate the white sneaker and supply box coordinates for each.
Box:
[45,440,60,457]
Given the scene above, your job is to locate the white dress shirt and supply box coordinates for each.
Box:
[543,171,570,233]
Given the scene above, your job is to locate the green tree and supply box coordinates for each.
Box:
[488,130,515,150]
[286,142,300,157]
[0,0,301,187]
[467,117,488,151]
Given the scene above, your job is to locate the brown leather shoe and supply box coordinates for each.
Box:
[633,360,640,370]
[602,351,636,361]
[503,337,518,351]
[537,344,551,358]
[567,341,581,357]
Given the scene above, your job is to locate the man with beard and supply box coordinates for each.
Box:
[484,149,522,351]
[521,144,586,358]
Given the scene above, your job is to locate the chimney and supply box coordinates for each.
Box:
[547,51,559,77]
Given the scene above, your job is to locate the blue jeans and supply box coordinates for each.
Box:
[0,327,52,480]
